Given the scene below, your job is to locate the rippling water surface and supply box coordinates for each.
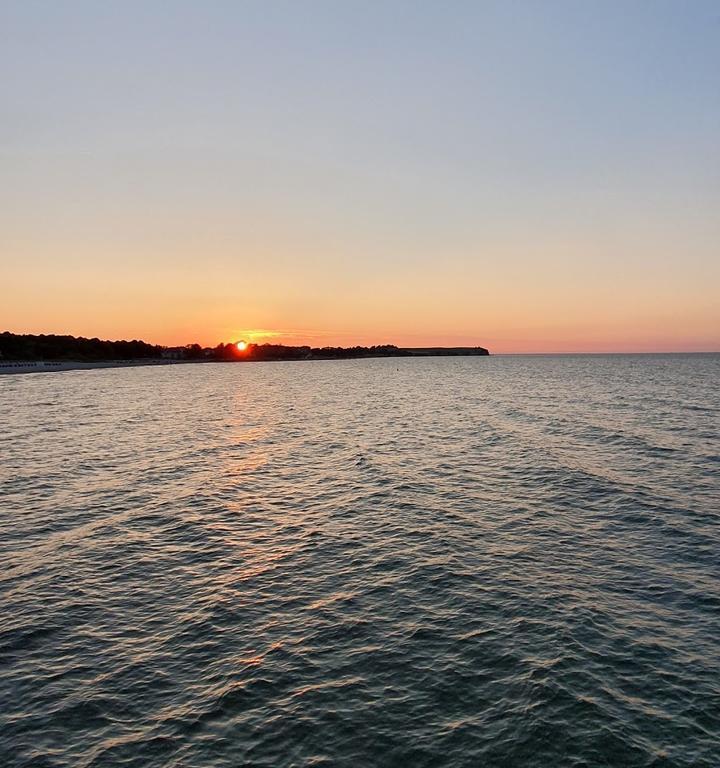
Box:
[1,355,719,767]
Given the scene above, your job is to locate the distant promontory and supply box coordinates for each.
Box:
[0,331,489,367]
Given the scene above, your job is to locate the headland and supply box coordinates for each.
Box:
[0,332,489,374]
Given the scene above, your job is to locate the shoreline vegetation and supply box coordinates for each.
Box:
[0,332,489,374]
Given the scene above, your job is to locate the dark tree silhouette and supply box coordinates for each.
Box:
[0,332,488,363]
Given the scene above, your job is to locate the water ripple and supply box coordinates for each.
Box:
[0,354,718,767]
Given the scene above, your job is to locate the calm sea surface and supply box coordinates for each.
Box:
[1,355,718,767]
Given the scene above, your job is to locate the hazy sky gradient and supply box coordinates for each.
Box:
[2,1,718,351]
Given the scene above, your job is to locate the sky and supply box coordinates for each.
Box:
[1,1,718,353]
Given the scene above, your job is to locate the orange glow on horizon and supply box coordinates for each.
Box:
[4,302,719,355]
[3,4,718,359]
[3,322,718,355]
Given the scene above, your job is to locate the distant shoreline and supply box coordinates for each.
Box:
[0,332,490,369]
[0,359,193,375]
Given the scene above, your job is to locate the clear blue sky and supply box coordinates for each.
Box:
[2,1,718,351]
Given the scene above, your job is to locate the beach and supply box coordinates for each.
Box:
[0,359,190,375]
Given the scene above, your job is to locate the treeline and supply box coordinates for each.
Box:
[0,332,163,361]
[312,344,410,360]
[1,333,412,362]
[213,343,410,361]
[1,333,489,362]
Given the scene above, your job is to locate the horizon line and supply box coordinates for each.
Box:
[2,330,718,356]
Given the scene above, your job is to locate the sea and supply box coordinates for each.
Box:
[1,354,718,767]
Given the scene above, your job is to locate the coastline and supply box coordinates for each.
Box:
[0,359,193,375]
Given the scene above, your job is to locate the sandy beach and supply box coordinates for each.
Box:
[0,359,189,375]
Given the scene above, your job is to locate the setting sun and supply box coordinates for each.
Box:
[236,341,247,352]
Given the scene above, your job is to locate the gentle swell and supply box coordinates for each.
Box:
[0,354,718,767]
